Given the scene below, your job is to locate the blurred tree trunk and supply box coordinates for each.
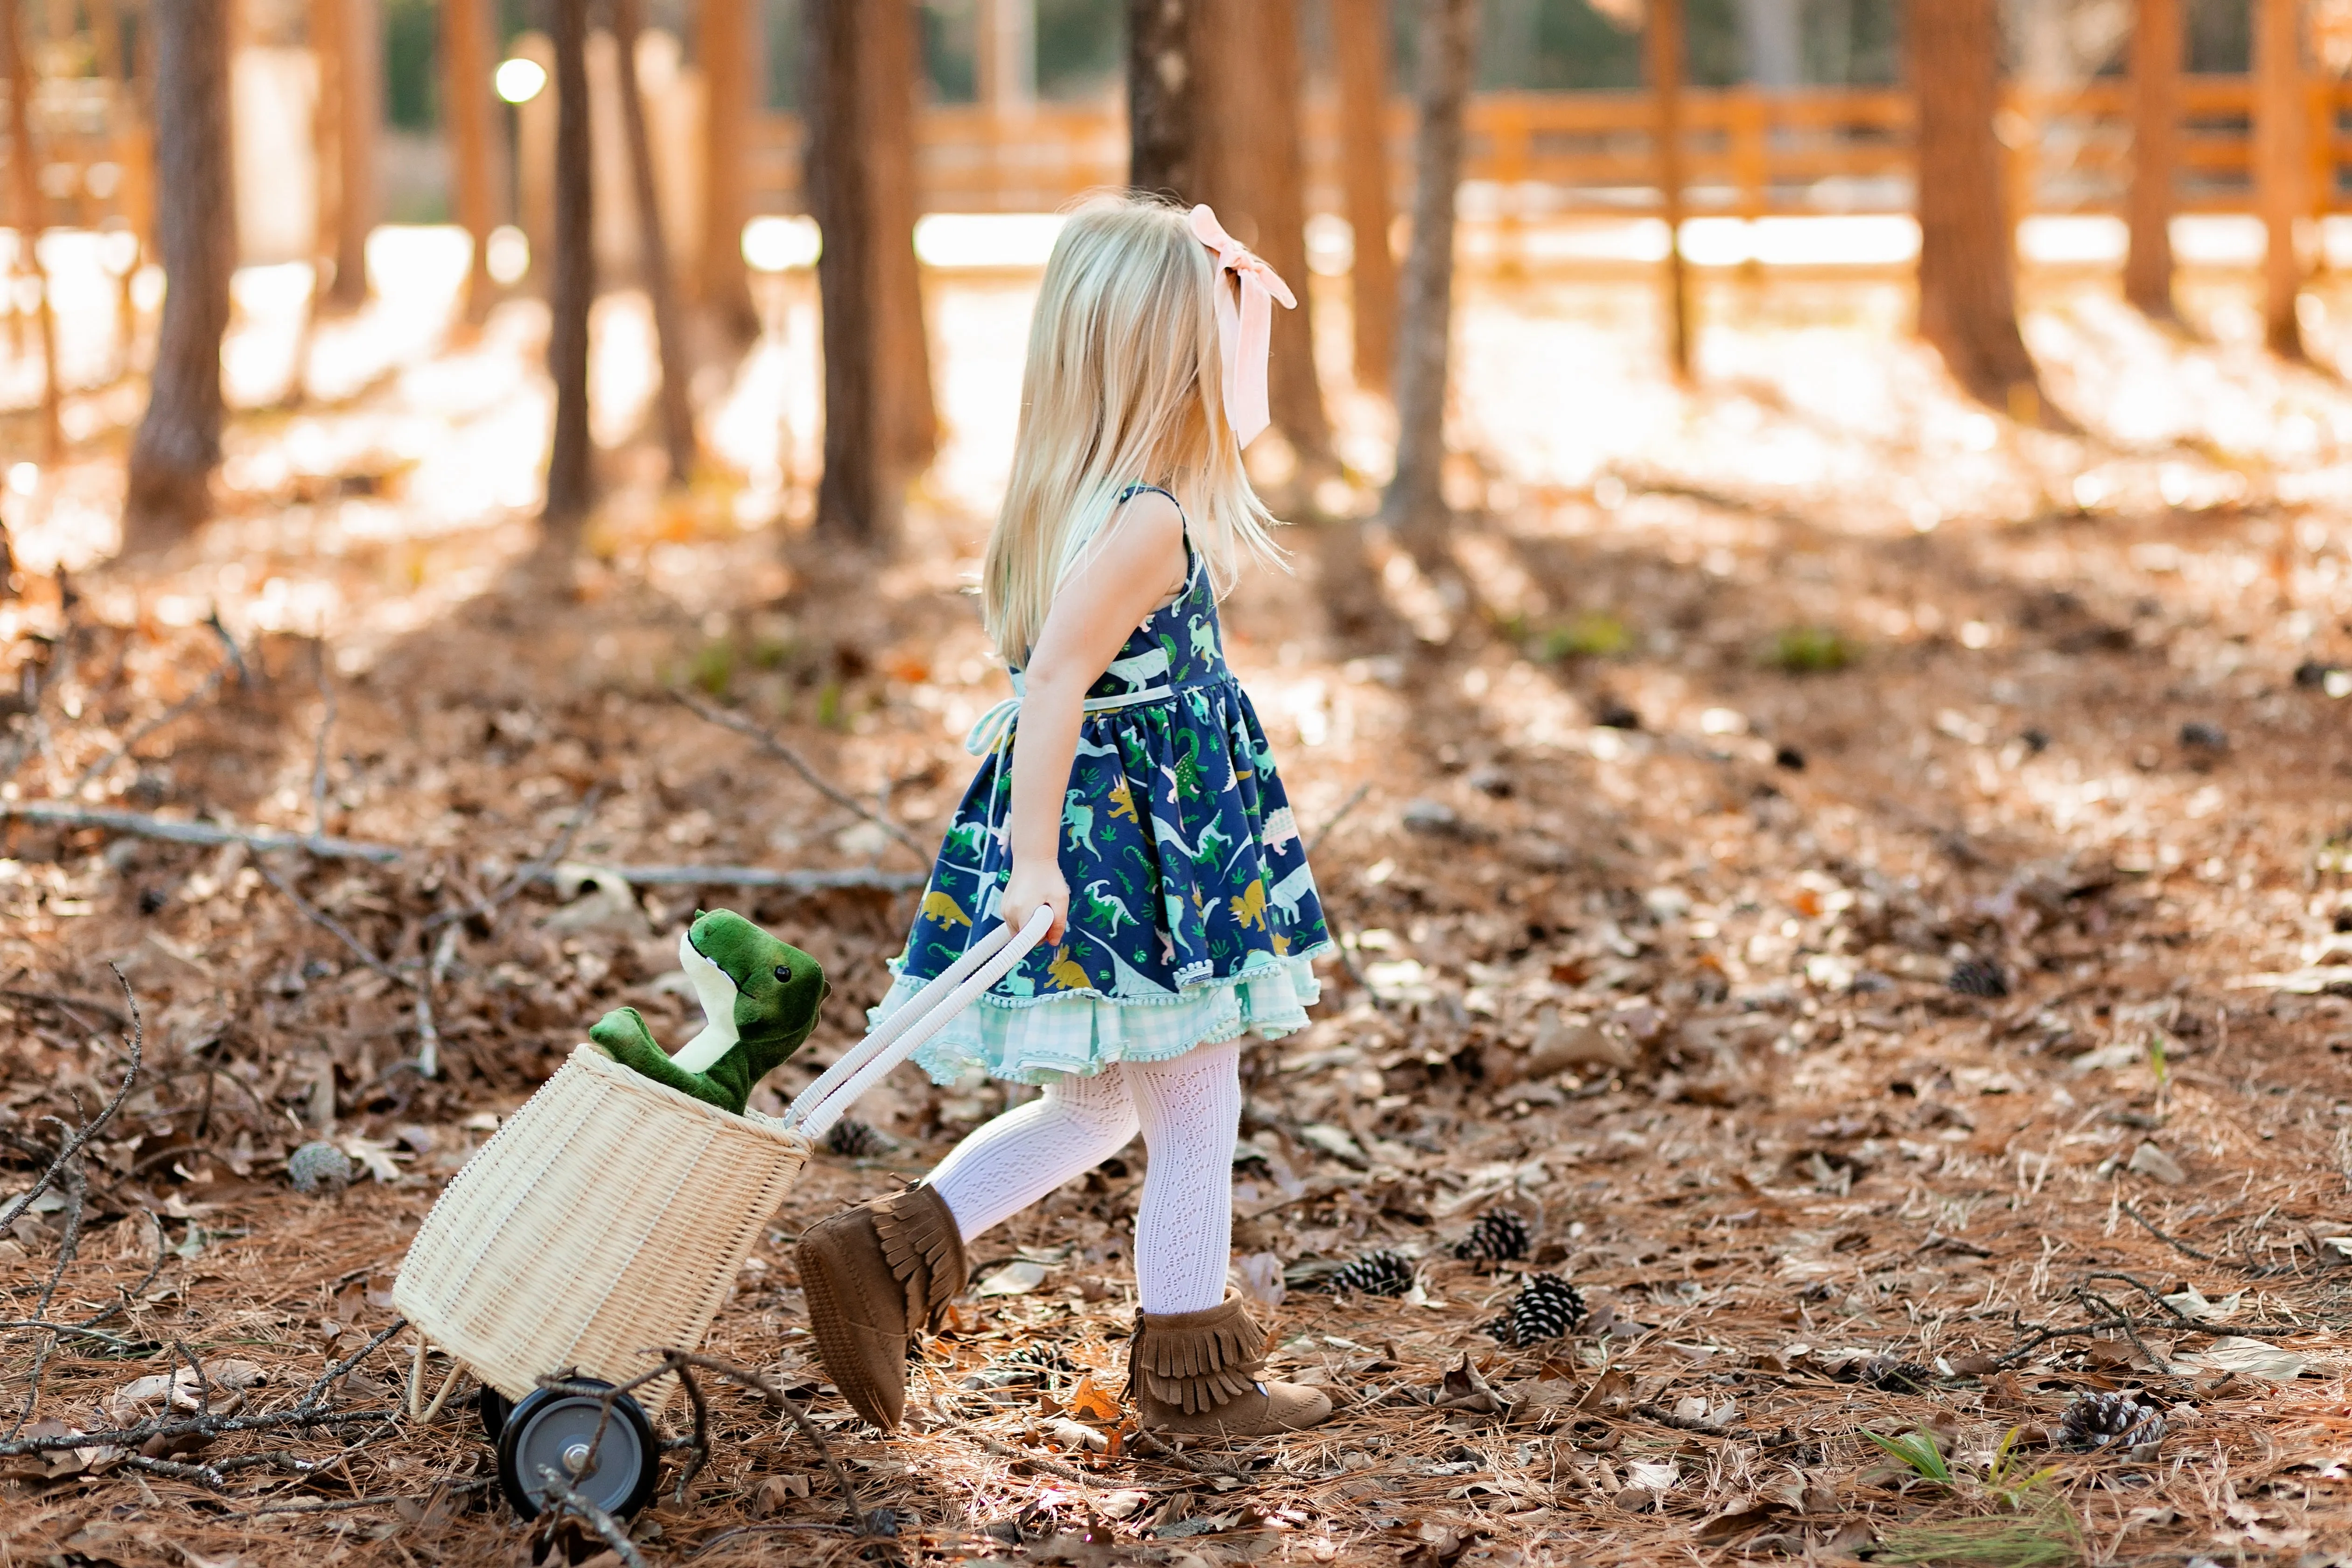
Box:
[329,0,379,308]
[1384,0,1477,543]
[125,0,233,549]
[544,0,595,532]
[2124,0,2180,319]
[1333,0,1394,396]
[441,0,501,324]
[2255,0,2309,359]
[697,0,759,341]
[806,0,934,544]
[1911,0,2038,414]
[310,0,342,296]
[4,0,61,461]
[1649,0,1690,378]
[1196,0,1328,463]
[615,0,696,485]
[1127,0,1201,199]
[1735,0,1800,87]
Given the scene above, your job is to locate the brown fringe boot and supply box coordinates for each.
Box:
[1127,1291,1333,1437]
[797,1184,967,1431]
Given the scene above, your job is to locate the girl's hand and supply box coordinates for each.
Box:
[1001,860,1070,945]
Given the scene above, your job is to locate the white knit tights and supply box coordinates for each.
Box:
[923,1041,1241,1315]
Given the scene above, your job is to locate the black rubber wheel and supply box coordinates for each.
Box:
[478,1384,512,1444]
[494,1380,659,1521]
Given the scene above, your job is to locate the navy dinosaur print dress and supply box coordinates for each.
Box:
[873,494,1332,1085]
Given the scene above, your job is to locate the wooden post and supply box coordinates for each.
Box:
[1384,0,1478,543]
[544,0,595,531]
[125,0,234,547]
[3,0,61,461]
[1912,0,2039,413]
[442,0,500,323]
[1126,0,1200,200]
[2255,0,2309,359]
[1649,0,1691,378]
[697,0,759,340]
[614,0,696,485]
[2124,0,2180,319]
[1333,0,1394,395]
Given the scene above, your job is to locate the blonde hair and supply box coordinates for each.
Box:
[980,195,1281,666]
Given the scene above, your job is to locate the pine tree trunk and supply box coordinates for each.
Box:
[442,0,500,324]
[1126,0,1199,200]
[4,0,61,461]
[125,0,233,549]
[1649,0,1690,378]
[2123,0,2180,318]
[543,0,595,531]
[329,0,379,308]
[310,0,341,289]
[2255,0,2309,359]
[1195,0,1327,463]
[1384,0,1477,541]
[806,0,932,543]
[696,0,759,341]
[1911,0,2037,411]
[1333,0,1394,396]
[614,0,696,485]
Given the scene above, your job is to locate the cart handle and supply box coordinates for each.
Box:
[783,906,1053,1139]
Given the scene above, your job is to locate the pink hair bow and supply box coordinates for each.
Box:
[1189,204,1296,449]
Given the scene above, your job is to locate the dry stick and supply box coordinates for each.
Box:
[203,608,250,687]
[671,688,926,861]
[412,924,460,1078]
[536,1466,650,1568]
[2079,1270,2302,1338]
[0,1320,145,1348]
[0,968,140,1234]
[671,1361,713,1506]
[0,985,132,1027]
[656,1351,870,1532]
[1303,780,1372,861]
[254,855,409,988]
[68,666,226,794]
[973,1434,1103,1486]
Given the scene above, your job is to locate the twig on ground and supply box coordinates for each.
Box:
[255,856,409,988]
[2078,1271,2303,1338]
[413,924,460,1078]
[672,688,926,861]
[1125,1427,1254,1479]
[425,784,608,932]
[1305,780,1373,861]
[0,802,403,862]
[654,1350,870,1533]
[974,1434,1106,1486]
[0,986,131,1028]
[537,1465,650,1568]
[541,862,925,892]
[296,1319,410,1412]
[0,968,140,1233]
[672,1362,713,1505]
[68,667,227,794]
[0,1321,147,1349]
[203,608,250,687]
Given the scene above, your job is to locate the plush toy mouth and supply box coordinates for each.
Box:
[670,931,745,1073]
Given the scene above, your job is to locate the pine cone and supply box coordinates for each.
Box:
[1453,1208,1532,1265]
[1331,1250,1414,1298]
[1948,958,2009,998]
[287,1141,353,1195]
[2058,1392,2166,1452]
[1494,1273,1587,1346]
[825,1118,896,1158]
[999,1342,1079,1386]
[1861,1354,1933,1393]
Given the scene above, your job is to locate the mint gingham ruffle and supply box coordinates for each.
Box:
[868,947,1325,1086]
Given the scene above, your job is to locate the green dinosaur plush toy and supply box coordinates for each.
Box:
[588,909,828,1115]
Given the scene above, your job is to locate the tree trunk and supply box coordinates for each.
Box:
[696,0,759,341]
[806,0,933,544]
[544,0,595,531]
[1911,0,2038,412]
[1195,0,1328,463]
[2255,0,2309,359]
[1736,0,1801,87]
[613,0,696,485]
[1384,0,1478,541]
[441,0,500,324]
[2125,0,2180,319]
[1126,0,1200,200]
[4,0,61,462]
[1333,0,1394,396]
[125,0,234,549]
[1648,0,1690,378]
[329,0,379,308]
[310,0,341,291]
[978,0,1036,107]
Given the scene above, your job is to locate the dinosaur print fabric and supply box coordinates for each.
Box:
[873,511,1331,1085]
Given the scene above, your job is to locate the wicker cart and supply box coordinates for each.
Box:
[392,910,1050,1519]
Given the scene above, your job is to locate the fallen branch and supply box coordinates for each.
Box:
[652,1350,870,1533]
[536,1465,649,1568]
[412,925,460,1079]
[0,968,140,1233]
[544,862,925,893]
[974,1434,1106,1486]
[672,688,926,861]
[255,856,409,988]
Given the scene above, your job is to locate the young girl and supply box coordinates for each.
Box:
[798,198,1334,1438]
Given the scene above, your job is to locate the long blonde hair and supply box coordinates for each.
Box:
[980,196,1281,666]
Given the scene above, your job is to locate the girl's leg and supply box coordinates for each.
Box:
[1123,1040,1243,1315]
[924,1067,1139,1242]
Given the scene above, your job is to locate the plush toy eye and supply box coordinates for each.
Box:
[774,965,791,982]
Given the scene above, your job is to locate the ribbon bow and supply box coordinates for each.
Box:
[1189,204,1296,449]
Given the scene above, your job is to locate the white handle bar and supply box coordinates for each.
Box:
[783,906,1053,1140]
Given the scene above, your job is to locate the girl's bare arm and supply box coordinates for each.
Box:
[1000,492,1188,943]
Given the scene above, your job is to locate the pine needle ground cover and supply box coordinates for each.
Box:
[7,272,2352,1564]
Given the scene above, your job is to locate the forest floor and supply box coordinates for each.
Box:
[6,257,2352,1568]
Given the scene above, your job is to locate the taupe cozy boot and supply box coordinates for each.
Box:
[797,1184,967,1431]
[1127,1291,1333,1438]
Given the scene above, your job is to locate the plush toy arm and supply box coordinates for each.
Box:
[589,1008,740,1113]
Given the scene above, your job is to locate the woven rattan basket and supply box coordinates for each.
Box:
[392,1044,811,1402]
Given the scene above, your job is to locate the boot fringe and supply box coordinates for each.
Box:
[1127,1295,1268,1416]
[874,1185,967,1328]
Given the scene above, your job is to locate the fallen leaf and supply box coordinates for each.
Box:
[2126,1141,2188,1186]
[1231,1251,1285,1309]
[2173,1336,2310,1380]
[1066,1372,1123,1424]
[977,1260,1048,1296]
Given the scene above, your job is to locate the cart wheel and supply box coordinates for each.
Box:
[495,1380,659,1521]
[478,1385,512,1443]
